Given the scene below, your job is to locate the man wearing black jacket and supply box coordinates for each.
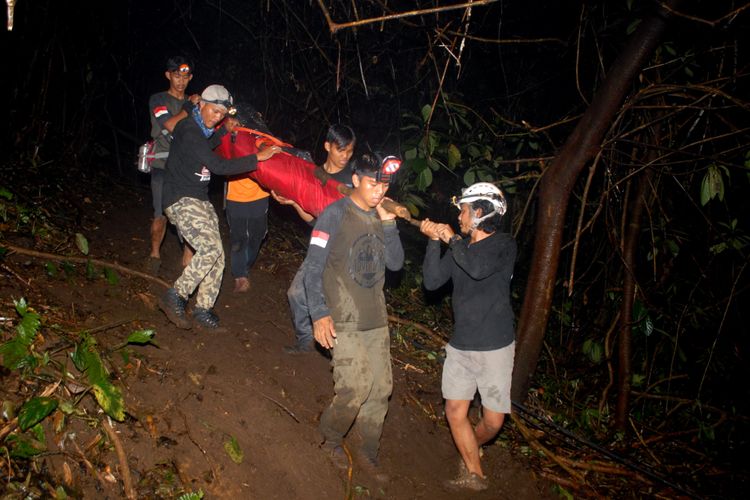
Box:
[420,182,516,492]
[159,84,280,331]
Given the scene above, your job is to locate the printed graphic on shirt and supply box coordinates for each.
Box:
[349,233,385,288]
[153,106,169,119]
[194,166,211,182]
[310,230,329,248]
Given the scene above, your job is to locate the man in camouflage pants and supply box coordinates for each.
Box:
[159,84,280,331]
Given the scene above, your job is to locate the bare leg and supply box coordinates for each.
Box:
[150,216,168,258]
[445,399,484,477]
[475,406,505,446]
[446,401,506,478]
[181,244,195,267]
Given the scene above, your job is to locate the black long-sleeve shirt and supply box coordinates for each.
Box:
[423,231,517,351]
[163,115,259,209]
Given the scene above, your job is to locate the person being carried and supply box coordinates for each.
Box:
[224,114,270,294]
[145,56,199,275]
[419,182,517,492]
[158,84,280,332]
[270,124,356,354]
[304,153,403,483]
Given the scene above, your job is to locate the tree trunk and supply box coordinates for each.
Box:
[511,3,676,402]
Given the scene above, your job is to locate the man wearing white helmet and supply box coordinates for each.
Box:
[420,182,517,491]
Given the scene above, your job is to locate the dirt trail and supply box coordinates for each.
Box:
[2,180,552,499]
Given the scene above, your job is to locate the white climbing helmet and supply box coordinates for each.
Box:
[453,182,507,216]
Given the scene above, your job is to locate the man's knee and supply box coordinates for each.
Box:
[480,409,505,435]
[445,400,470,425]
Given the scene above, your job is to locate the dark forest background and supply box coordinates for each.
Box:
[1,0,749,497]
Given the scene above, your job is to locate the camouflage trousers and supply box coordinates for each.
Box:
[319,325,392,460]
[164,197,224,310]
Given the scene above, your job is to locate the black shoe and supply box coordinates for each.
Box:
[283,341,314,355]
[192,307,228,333]
[158,288,191,329]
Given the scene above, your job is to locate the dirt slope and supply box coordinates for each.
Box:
[1,180,553,499]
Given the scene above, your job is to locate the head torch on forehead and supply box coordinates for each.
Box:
[204,99,237,116]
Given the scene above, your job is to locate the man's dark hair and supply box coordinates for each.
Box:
[352,152,378,176]
[326,124,356,149]
[166,55,192,72]
[472,199,503,233]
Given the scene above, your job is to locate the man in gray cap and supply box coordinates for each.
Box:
[159,84,281,332]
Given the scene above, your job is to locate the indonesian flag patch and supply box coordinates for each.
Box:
[153,106,169,118]
[310,230,329,248]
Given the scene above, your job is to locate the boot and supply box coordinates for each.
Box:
[158,288,191,329]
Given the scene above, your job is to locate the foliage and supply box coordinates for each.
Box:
[0,298,159,476]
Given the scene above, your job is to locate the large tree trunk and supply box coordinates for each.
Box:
[511,3,676,402]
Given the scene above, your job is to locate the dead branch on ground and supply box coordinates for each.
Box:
[101,418,136,500]
[3,243,170,288]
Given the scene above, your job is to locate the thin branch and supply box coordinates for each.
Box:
[3,243,171,288]
[657,2,750,27]
[101,419,136,500]
[317,0,498,34]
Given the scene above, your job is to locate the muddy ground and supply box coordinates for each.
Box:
[0,178,555,499]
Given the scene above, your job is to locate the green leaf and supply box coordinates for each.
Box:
[463,170,476,186]
[420,104,432,123]
[0,186,13,200]
[126,329,157,346]
[72,334,126,421]
[75,233,89,255]
[700,165,724,205]
[61,261,76,277]
[56,486,69,500]
[665,239,680,257]
[407,157,428,174]
[404,201,420,218]
[86,260,98,280]
[467,144,481,159]
[5,433,46,458]
[582,339,603,364]
[45,262,59,277]
[626,19,642,35]
[177,490,204,500]
[447,144,461,169]
[224,436,244,464]
[103,267,119,285]
[92,382,125,421]
[416,168,433,191]
[18,397,58,430]
[404,148,417,161]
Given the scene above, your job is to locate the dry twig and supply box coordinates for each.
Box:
[3,243,170,288]
[101,419,136,500]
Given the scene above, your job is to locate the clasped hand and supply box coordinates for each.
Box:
[420,218,455,244]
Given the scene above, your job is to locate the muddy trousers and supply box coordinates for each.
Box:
[287,262,313,345]
[319,325,392,460]
[164,197,224,310]
[225,198,268,279]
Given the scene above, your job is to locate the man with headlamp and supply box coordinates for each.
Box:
[420,182,517,491]
[145,56,200,275]
[158,84,280,332]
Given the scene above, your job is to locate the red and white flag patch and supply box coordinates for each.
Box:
[310,230,330,248]
[153,106,169,118]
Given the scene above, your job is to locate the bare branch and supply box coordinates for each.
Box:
[316,0,498,34]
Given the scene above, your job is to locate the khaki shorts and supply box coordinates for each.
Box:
[441,342,515,413]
